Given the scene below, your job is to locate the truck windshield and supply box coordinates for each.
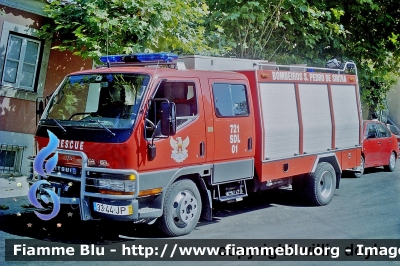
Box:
[43,73,149,129]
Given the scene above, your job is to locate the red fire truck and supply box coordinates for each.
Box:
[30,53,362,236]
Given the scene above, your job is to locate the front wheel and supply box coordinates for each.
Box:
[384,152,396,172]
[304,162,336,206]
[158,179,202,236]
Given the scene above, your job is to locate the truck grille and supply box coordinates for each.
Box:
[47,176,81,198]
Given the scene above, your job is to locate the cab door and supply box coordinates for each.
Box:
[208,79,255,184]
[374,122,393,165]
[138,79,206,171]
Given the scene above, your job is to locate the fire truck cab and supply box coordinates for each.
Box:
[31,53,362,236]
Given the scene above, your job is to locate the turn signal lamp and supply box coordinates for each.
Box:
[138,187,163,197]
[100,53,178,64]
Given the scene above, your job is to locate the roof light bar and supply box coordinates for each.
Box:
[99,52,178,64]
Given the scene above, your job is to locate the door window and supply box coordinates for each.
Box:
[146,81,197,138]
[366,124,377,138]
[212,83,249,117]
[375,123,391,138]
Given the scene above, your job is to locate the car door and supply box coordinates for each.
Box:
[363,123,381,167]
[375,123,393,166]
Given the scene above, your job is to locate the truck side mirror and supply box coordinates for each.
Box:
[148,143,156,161]
[160,102,176,136]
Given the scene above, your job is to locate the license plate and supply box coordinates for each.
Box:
[93,202,133,215]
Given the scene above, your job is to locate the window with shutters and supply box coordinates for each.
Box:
[2,34,41,91]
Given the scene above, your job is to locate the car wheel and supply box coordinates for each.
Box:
[304,162,336,206]
[353,156,364,178]
[384,152,396,172]
[158,179,202,236]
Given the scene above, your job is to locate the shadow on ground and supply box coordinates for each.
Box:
[0,188,304,242]
[342,167,388,178]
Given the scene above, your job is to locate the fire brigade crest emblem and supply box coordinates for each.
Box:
[170,136,189,162]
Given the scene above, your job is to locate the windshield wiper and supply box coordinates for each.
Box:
[89,119,116,137]
[52,119,67,133]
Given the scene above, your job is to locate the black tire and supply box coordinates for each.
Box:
[292,174,306,198]
[158,179,202,237]
[304,162,336,206]
[353,156,364,178]
[384,152,396,172]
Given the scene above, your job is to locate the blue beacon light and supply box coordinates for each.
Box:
[99,52,178,64]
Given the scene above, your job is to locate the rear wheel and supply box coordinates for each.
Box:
[292,175,305,198]
[158,179,202,236]
[384,152,396,172]
[304,162,336,206]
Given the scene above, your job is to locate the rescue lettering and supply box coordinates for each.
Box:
[58,139,84,150]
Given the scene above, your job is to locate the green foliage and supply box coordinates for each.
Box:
[278,0,400,112]
[277,0,346,64]
[42,0,400,112]
[358,58,400,112]
[205,0,346,62]
[205,0,400,112]
[205,0,285,59]
[42,0,213,60]
[333,0,400,112]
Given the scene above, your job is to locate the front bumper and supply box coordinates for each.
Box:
[29,149,161,222]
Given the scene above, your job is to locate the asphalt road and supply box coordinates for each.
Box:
[1,165,400,266]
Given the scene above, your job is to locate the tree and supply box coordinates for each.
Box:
[205,0,284,59]
[333,0,400,113]
[205,0,345,63]
[276,0,400,113]
[41,0,213,59]
[205,0,400,113]
[43,0,400,112]
[273,0,346,66]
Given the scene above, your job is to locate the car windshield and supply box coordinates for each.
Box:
[43,73,149,129]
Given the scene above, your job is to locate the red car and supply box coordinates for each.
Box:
[355,120,399,177]
[386,123,400,150]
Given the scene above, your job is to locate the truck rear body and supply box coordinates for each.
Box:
[239,69,361,186]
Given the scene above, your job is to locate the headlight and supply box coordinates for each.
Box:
[94,179,136,192]
[95,179,111,189]
[124,181,135,192]
[110,180,125,191]
[92,174,136,194]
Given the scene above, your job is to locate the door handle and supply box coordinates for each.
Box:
[248,137,253,151]
[200,142,205,157]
